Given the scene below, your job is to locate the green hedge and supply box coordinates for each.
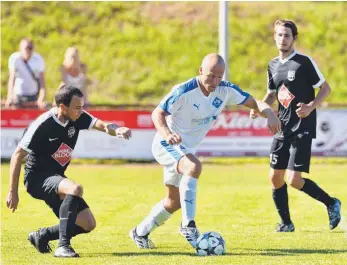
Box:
[1,2,346,105]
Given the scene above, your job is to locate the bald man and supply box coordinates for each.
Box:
[129,53,281,249]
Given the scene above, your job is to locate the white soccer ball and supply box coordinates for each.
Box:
[196,231,226,256]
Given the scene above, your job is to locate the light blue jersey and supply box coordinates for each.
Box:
[158,77,250,149]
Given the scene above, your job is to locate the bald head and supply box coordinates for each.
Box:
[198,53,226,95]
[201,53,225,72]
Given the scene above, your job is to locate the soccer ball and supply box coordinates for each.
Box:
[196,231,226,256]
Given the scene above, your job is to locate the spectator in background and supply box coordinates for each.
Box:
[60,47,90,105]
[5,37,46,109]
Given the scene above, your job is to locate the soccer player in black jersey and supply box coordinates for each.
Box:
[6,84,132,257]
[250,20,341,232]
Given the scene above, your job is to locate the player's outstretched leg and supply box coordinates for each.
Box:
[129,227,155,249]
[298,177,341,230]
[327,198,341,230]
[130,200,172,249]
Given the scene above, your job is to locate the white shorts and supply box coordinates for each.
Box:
[152,133,196,187]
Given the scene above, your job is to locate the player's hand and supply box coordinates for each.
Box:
[296,102,313,118]
[165,132,182,145]
[115,127,132,140]
[267,113,281,134]
[249,109,259,119]
[6,191,19,213]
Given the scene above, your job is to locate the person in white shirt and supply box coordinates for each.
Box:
[129,53,281,249]
[6,38,46,109]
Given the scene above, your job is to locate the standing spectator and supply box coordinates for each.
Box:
[6,37,46,109]
[60,47,90,105]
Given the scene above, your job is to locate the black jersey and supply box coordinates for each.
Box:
[267,50,325,139]
[19,108,97,175]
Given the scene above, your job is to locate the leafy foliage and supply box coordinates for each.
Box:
[1,2,346,104]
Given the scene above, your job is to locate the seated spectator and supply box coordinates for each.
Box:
[60,47,90,105]
[5,37,46,109]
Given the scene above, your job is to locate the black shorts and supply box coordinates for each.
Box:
[24,173,89,218]
[269,132,312,173]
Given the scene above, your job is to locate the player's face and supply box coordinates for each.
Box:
[274,25,295,53]
[199,64,225,93]
[65,95,84,121]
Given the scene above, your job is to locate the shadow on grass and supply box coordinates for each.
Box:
[241,248,347,256]
[82,252,234,257]
[81,248,347,258]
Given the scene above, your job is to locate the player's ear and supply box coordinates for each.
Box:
[199,66,203,75]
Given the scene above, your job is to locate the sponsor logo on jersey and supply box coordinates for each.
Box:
[278,84,295,109]
[52,143,73,166]
[68,127,75,138]
[287,70,295,81]
[212,97,223,108]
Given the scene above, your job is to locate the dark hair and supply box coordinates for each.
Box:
[55,84,83,106]
[274,19,298,38]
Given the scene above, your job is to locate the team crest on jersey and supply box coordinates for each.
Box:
[51,143,73,166]
[287,70,295,81]
[212,97,223,108]
[68,127,75,138]
[278,84,295,109]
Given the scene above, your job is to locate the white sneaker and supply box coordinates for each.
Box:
[179,220,200,248]
[129,227,155,249]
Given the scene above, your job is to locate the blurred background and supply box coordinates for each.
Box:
[2,1,346,105]
[1,1,347,159]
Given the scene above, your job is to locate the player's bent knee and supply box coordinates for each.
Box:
[188,161,202,178]
[70,184,83,197]
[86,218,96,232]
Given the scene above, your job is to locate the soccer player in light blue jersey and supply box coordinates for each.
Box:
[130,53,281,249]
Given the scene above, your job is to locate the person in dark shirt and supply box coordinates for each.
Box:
[6,84,132,258]
[250,19,341,232]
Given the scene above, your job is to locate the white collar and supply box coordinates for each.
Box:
[50,107,69,127]
[279,50,297,64]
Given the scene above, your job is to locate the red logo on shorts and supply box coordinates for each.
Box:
[52,143,73,166]
[278,84,295,109]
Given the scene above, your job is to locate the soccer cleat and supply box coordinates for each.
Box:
[327,198,341,230]
[129,227,155,249]
[275,222,295,232]
[27,229,52,253]
[179,220,200,248]
[54,245,79,258]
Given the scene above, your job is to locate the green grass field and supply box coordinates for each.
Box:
[1,162,346,265]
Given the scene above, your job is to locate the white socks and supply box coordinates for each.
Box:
[136,200,172,236]
[179,175,198,227]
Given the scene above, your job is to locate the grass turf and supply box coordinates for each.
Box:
[1,162,346,265]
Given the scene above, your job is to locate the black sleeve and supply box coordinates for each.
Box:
[75,110,97,130]
[304,57,325,88]
[267,65,276,91]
